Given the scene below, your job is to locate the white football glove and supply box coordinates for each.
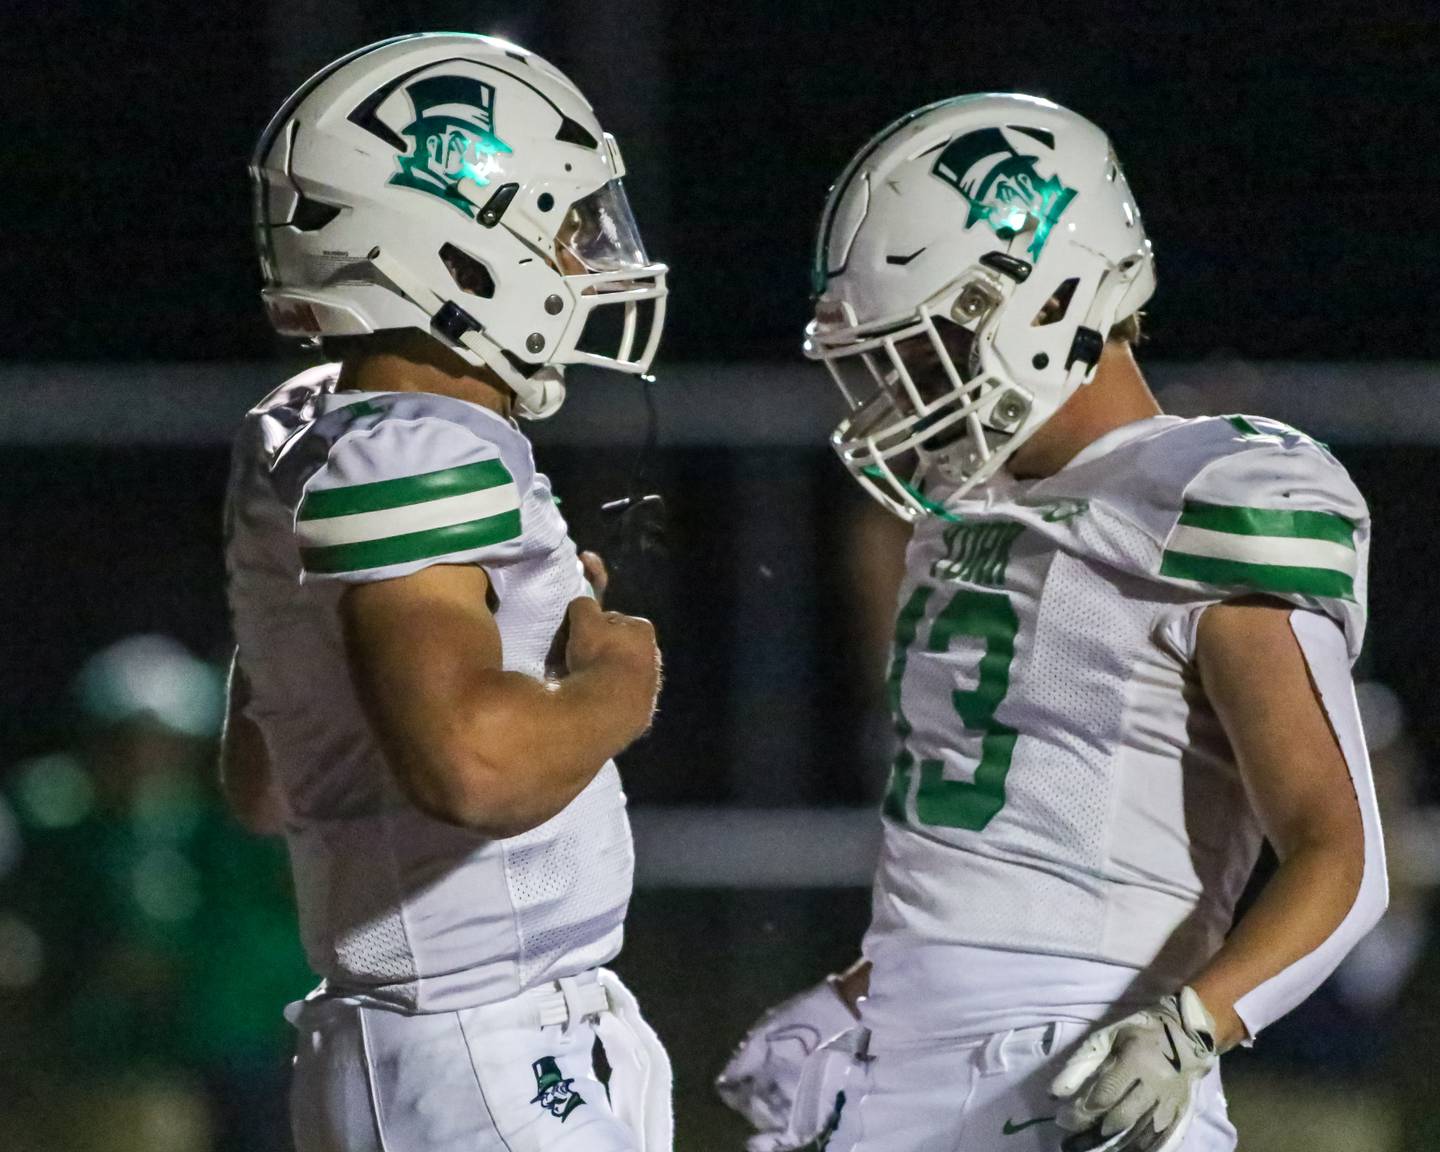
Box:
[1049,986,1219,1152]
[716,977,861,1147]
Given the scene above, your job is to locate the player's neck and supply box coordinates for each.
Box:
[336,333,515,418]
[1006,341,1162,480]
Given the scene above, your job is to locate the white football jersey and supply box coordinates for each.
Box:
[863,414,1368,1035]
[224,366,633,1013]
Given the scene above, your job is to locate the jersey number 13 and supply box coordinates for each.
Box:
[883,585,1019,832]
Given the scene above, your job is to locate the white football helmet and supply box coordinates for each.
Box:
[805,94,1154,519]
[252,33,667,419]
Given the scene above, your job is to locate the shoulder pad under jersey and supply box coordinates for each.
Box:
[1055,415,1369,658]
[269,388,536,584]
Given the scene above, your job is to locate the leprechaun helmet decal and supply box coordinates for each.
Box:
[387,74,513,214]
[806,94,1154,520]
[930,126,1078,261]
[252,34,667,419]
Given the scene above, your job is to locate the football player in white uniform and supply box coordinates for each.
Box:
[718,95,1387,1152]
[222,34,672,1152]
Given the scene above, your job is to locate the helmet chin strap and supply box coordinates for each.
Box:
[1063,254,1148,387]
[366,246,560,419]
[510,367,566,421]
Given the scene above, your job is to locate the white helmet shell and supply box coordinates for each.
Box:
[806,94,1154,519]
[252,33,667,419]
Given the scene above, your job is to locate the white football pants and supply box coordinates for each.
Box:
[288,969,672,1152]
[826,1020,1236,1152]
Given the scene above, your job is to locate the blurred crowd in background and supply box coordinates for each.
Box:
[0,636,308,1152]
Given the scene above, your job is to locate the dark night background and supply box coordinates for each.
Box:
[0,3,1438,1151]
[2,0,1437,363]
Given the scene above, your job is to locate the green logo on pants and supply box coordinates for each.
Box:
[531,1055,585,1122]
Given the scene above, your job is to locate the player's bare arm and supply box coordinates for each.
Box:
[1189,596,1382,1050]
[341,562,660,838]
[219,653,285,835]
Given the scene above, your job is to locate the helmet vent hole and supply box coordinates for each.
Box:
[1032,278,1079,326]
[555,116,599,150]
[291,196,341,232]
[440,243,496,299]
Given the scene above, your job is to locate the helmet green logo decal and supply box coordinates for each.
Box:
[530,1056,585,1122]
[932,127,1076,260]
[389,74,512,216]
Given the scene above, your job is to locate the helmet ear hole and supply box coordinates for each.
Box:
[440,243,496,299]
[1032,277,1079,326]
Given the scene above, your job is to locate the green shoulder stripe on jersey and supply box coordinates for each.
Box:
[301,510,522,575]
[1225,414,1263,438]
[1159,551,1353,600]
[1178,500,1355,549]
[299,458,513,521]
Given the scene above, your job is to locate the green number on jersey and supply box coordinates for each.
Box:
[883,586,1020,832]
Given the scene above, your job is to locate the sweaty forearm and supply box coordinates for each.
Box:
[1191,607,1388,1046]
[1190,838,1364,1050]
[403,658,651,837]
[341,572,660,838]
[477,662,647,810]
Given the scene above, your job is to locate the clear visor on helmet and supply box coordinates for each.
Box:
[557,179,652,275]
[549,178,668,377]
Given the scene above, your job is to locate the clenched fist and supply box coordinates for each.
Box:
[564,596,661,739]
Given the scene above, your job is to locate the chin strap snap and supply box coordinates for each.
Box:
[367,246,560,419]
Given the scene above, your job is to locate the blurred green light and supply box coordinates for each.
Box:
[14,753,96,829]
[132,849,202,923]
[74,635,224,737]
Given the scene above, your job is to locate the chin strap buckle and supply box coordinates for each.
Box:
[369,244,486,349]
[1065,325,1104,373]
[433,300,484,344]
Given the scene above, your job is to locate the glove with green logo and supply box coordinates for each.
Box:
[1048,986,1219,1152]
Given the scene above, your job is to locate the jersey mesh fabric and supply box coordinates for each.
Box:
[506,765,635,988]
[335,901,418,985]
[1021,552,1133,864]
[226,371,633,1012]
